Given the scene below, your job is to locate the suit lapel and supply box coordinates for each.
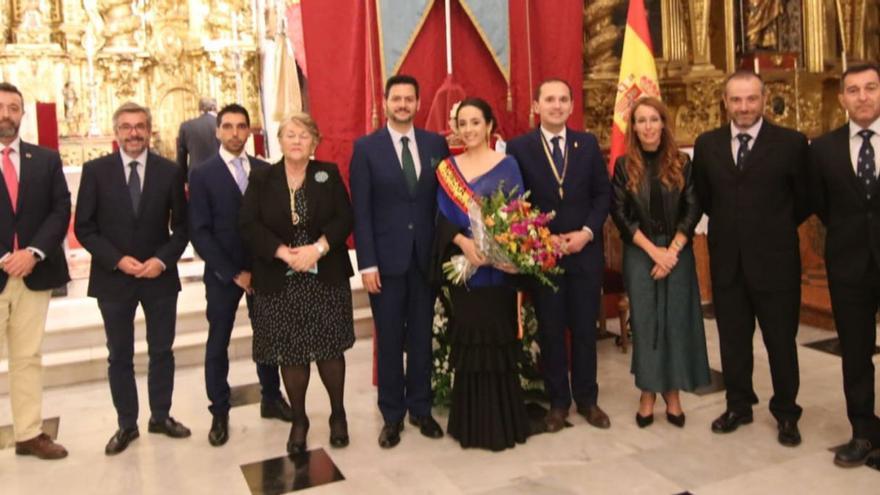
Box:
[270,162,294,235]
[414,129,436,194]
[832,125,865,200]
[713,126,739,175]
[217,155,242,197]
[16,142,33,213]
[304,160,319,223]
[113,153,137,220]
[528,129,561,197]
[741,122,773,173]
[138,153,163,218]
[378,128,412,199]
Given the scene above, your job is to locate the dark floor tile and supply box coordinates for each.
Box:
[691,369,725,396]
[0,417,60,449]
[240,448,344,495]
[230,383,264,408]
[803,337,880,357]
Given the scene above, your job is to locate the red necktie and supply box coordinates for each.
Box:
[2,147,18,249]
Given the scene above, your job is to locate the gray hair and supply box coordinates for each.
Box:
[199,97,217,113]
[112,101,152,129]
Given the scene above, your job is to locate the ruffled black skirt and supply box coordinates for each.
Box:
[446,285,530,451]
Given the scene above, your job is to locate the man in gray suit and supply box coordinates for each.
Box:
[177,97,220,179]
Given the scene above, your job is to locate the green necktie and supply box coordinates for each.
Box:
[400,136,418,195]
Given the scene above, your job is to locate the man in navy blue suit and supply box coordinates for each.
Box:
[188,104,291,447]
[507,79,612,432]
[350,75,449,448]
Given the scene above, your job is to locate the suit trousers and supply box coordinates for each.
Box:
[0,277,52,441]
[204,282,281,416]
[370,253,434,423]
[828,261,880,441]
[99,293,178,429]
[532,272,602,409]
[712,260,802,422]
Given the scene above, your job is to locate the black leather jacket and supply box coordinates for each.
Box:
[610,153,701,243]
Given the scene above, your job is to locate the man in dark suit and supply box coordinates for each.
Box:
[810,62,880,467]
[692,70,809,446]
[75,102,190,455]
[0,82,70,460]
[177,97,219,179]
[350,75,449,448]
[188,103,291,447]
[507,79,612,432]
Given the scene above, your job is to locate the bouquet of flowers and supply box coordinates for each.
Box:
[442,185,564,289]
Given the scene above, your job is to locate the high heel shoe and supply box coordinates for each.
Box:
[329,414,350,448]
[635,413,654,428]
[666,411,685,428]
[287,418,310,456]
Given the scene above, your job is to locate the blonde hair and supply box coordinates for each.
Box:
[277,112,321,144]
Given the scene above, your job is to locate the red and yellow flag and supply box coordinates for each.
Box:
[608,0,660,174]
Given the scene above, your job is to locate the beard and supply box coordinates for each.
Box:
[0,118,20,139]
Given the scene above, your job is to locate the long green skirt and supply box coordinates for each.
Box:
[623,234,711,392]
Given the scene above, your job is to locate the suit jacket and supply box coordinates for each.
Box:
[810,123,880,284]
[350,127,449,277]
[0,141,70,291]
[239,160,354,292]
[74,151,188,301]
[692,119,810,291]
[189,152,268,286]
[611,153,701,243]
[506,128,611,275]
[177,112,219,178]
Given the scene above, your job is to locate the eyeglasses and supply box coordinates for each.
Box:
[117,123,148,133]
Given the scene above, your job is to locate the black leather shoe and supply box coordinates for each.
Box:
[208,415,229,447]
[409,415,443,439]
[287,418,310,456]
[711,411,753,433]
[261,398,294,422]
[148,417,192,438]
[105,427,139,455]
[329,414,349,448]
[378,421,403,448]
[834,438,878,467]
[777,419,801,447]
[666,412,686,428]
[635,413,654,428]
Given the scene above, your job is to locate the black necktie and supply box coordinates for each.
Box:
[400,136,418,195]
[551,136,564,175]
[857,129,876,198]
[128,161,141,213]
[735,133,751,170]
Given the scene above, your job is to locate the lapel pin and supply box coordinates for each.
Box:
[573,141,579,149]
[25,152,32,159]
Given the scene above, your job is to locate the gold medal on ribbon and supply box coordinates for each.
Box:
[539,133,569,199]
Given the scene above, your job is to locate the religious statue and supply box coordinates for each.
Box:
[16,0,53,44]
[98,0,140,48]
[63,81,77,118]
[745,0,782,50]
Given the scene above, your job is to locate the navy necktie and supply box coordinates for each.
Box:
[857,129,876,198]
[735,133,751,170]
[400,136,418,195]
[128,161,141,212]
[551,136,564,175]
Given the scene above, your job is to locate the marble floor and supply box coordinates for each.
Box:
[1,317,879,494]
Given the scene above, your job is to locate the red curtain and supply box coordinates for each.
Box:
[35,102,59,151]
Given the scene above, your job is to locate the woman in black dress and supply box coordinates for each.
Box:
[240,113,355,455]
[610,97,709,428]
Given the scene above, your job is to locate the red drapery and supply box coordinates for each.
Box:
[35,102,59,151]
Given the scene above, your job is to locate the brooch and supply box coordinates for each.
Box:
[314,170,329,183]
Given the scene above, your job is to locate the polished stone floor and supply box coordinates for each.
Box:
[1,318,879,494]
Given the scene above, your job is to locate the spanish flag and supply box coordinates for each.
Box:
[608,0,660,174]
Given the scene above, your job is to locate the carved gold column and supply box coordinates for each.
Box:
[686,0,715,72]
[584,0,624,77]
[802,0,825,72]
[661,0,688,75]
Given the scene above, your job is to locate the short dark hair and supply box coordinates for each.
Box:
[723,69,765,94]
[534,78,572,101]
[840,62,880,92]
[385,74,419,99]
[217,103,250,127]
[0,82,24,104]
[455,97,496,132]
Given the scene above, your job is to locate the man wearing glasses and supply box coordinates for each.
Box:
[75,102,190,455]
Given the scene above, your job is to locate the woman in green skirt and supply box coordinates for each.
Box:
[610,97,710,428]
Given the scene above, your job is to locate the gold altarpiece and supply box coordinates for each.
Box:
[584,0,880,329]
[0,0,262,165]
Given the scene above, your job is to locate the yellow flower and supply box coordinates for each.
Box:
[485,216,495,227]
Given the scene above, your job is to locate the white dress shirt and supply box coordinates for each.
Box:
[120,148,148,191]
[730,118,763,163]
[848,118,880,177]
[387,123,422,178]
[219,146,251,185]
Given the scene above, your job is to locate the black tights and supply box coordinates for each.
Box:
[280,356,346,443]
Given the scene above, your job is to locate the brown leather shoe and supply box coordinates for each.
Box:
[577,404,611,429]
[15,433,68,460]
[544,408,569,433]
